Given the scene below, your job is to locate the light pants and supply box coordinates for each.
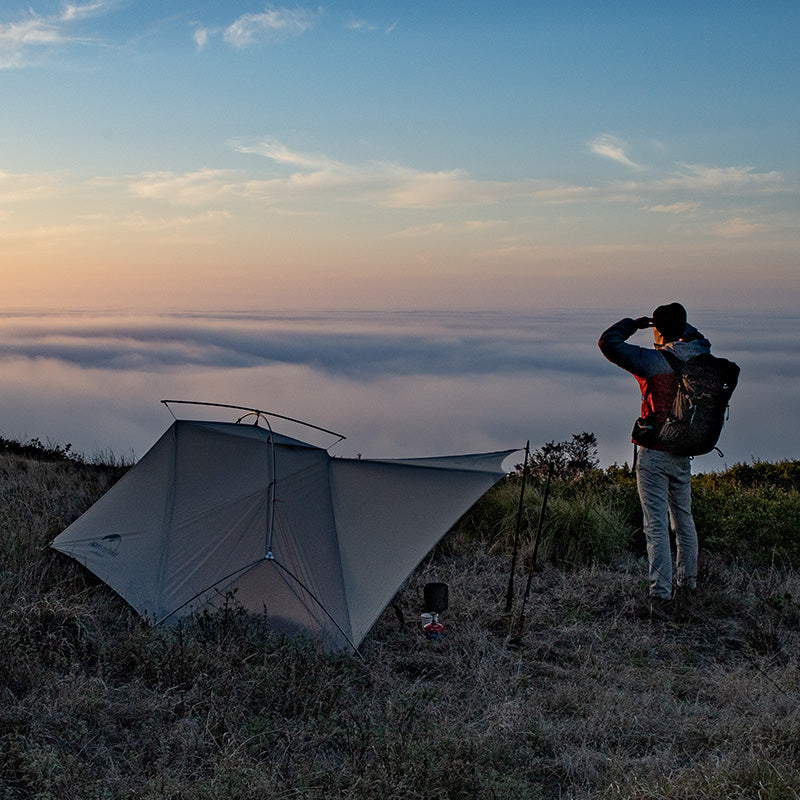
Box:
[636,447,698,599]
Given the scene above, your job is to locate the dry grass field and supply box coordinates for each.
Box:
[2,441,800,799]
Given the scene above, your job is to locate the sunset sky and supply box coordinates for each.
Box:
[2,1,798,312]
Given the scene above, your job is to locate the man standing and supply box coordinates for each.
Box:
[599,303,710,610]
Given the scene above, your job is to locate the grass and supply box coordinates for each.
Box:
[2,443,800,799]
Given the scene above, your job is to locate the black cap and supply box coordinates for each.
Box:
[652,302,687,341]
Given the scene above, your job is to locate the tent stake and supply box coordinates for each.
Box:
[504,441,529,614]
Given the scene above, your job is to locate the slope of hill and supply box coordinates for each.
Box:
[2,442,799,799]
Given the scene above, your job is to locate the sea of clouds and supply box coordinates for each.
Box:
[0,308,795,471]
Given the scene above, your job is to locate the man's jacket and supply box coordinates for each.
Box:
[598,318,711,449]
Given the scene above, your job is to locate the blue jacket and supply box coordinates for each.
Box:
[599,318,711,448]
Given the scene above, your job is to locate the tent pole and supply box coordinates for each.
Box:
[161,399,346,445]
[157,557,266,625]
[263,417,277,558]
[269,557,361,656]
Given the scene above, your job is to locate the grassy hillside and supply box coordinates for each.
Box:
[2,440,800,799]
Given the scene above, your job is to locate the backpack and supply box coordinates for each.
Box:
[657,350,740,456]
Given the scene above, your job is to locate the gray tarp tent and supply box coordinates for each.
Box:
[53,412,514,651]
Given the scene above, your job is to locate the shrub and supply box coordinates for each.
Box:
[721,459,800,492]
[524,431,600,482]
[540,483,636,566]
[455,467,642,568]
[460,450,800,568]
[692,477,800,563]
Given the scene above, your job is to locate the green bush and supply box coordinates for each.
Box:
[541,484,635,566]
[720,459,800,492]
[693,469,800,563]
[455,468,642,567]
[457,458,800,568]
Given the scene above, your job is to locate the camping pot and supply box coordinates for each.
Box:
[423,582,449,613]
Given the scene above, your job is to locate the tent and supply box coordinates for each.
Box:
[52,404,515,651]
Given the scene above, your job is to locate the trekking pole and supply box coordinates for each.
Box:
[511,462,552,643]
[504,441,530,614]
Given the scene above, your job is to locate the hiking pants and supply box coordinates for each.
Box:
[636,447,698,599]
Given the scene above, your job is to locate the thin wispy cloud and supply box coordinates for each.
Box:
[192,26,208,50]
[233,140,599,208]
[0,223,88,246]
[88,134,792,247]
[345,18,377,33]
[234,140,345,172]
[0,170,62,202]
[126,169,241,204]
[62,2,114,22]
[605,163,785,210]
[223,6,320,48]
[123,138,788,216]
[0,1,116,67]
[0,16,62,67]
[387,220,507,239]
[133,141,536,209]
[713,217,773,238]
[343,16,396,34]
[589,134,642,169]
[647,202,701,214]
[194,6,320,51]
[387,222,447,238]
[654,163,784,194]
[16,130,795,259]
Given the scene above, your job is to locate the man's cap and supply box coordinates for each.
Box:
[652,302,687,340]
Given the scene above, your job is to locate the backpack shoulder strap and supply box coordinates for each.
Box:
[659,348,683,373]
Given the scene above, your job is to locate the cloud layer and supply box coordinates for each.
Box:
[0,310,795,471]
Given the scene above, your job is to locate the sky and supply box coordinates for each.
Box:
[1,2,799,467]
[1,1,798,311]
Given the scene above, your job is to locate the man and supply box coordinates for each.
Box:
[598,303,711,609]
